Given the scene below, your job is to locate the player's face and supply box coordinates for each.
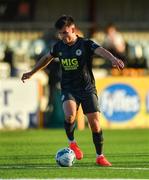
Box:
[58,25,76,44]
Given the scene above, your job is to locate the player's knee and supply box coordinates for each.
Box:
[91,126,100,133]
[89,119,101,132]
[65,114,76,123]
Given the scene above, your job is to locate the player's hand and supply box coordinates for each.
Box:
[21,71,33,83]
[111,58,124,71]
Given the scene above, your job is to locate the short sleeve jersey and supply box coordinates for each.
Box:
[50,37,100,94]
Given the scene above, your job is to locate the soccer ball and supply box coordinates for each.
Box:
[55,147,76,167]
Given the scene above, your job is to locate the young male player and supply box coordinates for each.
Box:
[21,15,124,166]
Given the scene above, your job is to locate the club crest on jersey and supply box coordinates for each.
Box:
[76,49,82,56]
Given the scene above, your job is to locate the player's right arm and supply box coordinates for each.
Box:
[21,52,53,83]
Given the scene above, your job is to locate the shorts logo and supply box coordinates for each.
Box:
[99,83,140,122]
[76,49,82,56]
[50,47,54,54]
[61,95,65,101]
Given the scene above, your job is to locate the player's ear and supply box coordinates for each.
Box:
[71,24,75,33]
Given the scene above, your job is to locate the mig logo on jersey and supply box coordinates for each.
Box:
[99,83,140,122]
[61,58,79,70]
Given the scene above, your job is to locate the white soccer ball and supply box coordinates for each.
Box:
[55,147,76,167]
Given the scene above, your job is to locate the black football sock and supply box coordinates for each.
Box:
[64,121,76,141]
[92,130,104,156]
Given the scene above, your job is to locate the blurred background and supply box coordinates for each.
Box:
[0,0,149,130]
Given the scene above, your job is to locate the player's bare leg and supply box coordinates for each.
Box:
[63,100,83,160]
[86,112,112,166]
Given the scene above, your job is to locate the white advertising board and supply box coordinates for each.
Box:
[0,78,39,130]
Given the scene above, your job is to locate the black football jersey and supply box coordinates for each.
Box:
[50,37,100,93]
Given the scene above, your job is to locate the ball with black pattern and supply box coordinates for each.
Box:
[55,147,76,167]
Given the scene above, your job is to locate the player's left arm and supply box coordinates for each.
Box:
[94,46,124,70]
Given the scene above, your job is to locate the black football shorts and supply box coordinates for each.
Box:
[61,91,100,114]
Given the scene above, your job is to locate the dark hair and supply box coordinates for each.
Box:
[55,15,74,30]
[105,23,117,33]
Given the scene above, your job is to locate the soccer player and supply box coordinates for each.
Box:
[21,15,124,166]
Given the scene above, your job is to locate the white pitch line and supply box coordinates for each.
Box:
[107,167,149,171]
[3,179,147,180]
[0,179,148,180]
[43,179,149,180]
[0,166,149,171]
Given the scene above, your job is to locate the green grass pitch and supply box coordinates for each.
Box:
[0,128,149,179]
